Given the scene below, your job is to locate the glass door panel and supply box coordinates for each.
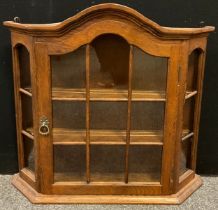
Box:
[131,102,165,131]
[90,145,125,182]
[51,46,87,182]
[52,101,86,130]
[132,47,168,92]
[129,146,162,182]
[90,101,127,144]
[51,46,86,89]
[52,101,86,144]
[90,102,127,130]
[127,46,167,182]
[54,145,86,182]
[50,36,169,186]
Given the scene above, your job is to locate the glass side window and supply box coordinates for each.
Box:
[18,45,31,89]
[16,44,35,175]
[180,49,202,176]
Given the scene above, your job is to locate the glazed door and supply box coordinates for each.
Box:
[35,33,180,195]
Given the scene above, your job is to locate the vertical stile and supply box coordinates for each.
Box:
[125,45,133,183]
[86,44,91,183]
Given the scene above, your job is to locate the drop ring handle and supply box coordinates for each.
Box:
[39,116,49,136]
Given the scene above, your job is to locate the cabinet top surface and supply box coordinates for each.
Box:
[3,3,215,39]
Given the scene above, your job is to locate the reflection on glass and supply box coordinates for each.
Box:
[51,46,86,89]
[129,146,162,182]
[90,145,125,182]
[23,135,35,172]
[54,145,86,182]
[132,47,168,91]
[52,101,85,130]
[90,102,127,130]
[90,34,129,90]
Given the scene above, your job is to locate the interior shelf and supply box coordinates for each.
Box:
[24,127,194,145]
[22,130,34,140]
[52,128,163,145]
[19,88,32,97]
[52,88,166,101]
[20,88,198,102]
[181,129,193,141]
[54,172,160,183]
[20,87,166,101]
[185,91,197,100]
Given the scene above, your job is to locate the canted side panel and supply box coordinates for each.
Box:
[189,39,207,172]
[174,37,207,192]
[11,32,37,189]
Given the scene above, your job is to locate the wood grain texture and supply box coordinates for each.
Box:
[33,43,53,194]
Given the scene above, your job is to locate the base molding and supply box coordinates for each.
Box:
[11,174,202,204]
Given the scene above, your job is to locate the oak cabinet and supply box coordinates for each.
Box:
[3,3,214,204]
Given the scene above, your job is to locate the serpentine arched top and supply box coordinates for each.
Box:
[3,3,215,39]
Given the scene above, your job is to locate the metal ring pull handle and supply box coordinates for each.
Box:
[39,116,49,136]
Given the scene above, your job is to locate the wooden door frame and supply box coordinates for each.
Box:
[34,42,53,194]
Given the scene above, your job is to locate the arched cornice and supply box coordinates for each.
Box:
[3,3,215,39]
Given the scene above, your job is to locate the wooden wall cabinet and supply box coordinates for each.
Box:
[3,3,215,204]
